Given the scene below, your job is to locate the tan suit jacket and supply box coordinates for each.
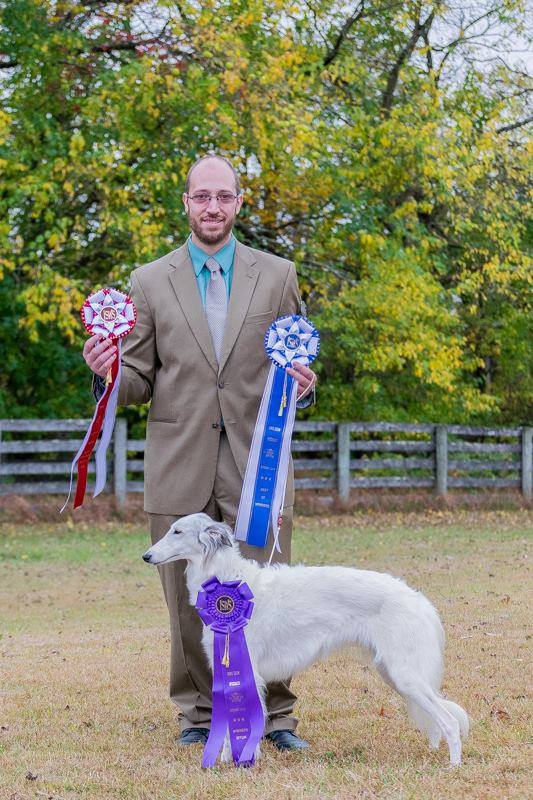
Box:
[117,239,302,515]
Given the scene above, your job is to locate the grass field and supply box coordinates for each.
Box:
[1,509,531,800]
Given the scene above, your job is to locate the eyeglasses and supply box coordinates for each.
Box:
[187,192,240,206]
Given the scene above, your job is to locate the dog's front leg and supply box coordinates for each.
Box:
[219,677,266,765]
[220,728,232,763]
[254,672,268,763]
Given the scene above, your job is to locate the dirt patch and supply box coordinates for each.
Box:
[0,493,147,524]
[296,487,530,515]
[0,487,530,524]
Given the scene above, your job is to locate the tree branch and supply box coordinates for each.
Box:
[381,7,436,114]
[422,28,434,77]
[90,36,160,53]
[323,2,365,67]
[496,116,533,134]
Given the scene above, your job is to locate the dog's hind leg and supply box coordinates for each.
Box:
[406,698,441,750]
[428,727,442,750]
[376,661,461,765]
[402,686,462,766]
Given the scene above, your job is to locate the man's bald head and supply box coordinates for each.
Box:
[185,155,241,195]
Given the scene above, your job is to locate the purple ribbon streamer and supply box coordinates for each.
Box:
[202,634,228,768]
[227,628,264,765]
[196,577,264,768]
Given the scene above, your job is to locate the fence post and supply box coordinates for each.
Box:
[114,418,127,507]
[435,425,448,496]
[337,423,351,501]
[521,427,532,501]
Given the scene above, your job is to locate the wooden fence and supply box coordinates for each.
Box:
[0,419,531,504]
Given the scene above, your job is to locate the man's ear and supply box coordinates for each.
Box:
[198,522,234,558]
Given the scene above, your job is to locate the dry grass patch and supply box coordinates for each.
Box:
[0,510,531,799]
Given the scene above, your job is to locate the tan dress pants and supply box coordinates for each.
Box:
[147,429,297,734]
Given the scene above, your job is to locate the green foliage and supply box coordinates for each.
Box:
[0,0,531,423]
[0,272,94,417]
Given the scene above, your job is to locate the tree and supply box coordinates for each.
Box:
[0,0,530,422]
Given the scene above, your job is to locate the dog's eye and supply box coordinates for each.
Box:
[172,529,182,535]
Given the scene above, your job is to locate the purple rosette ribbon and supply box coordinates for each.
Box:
[195,576,264,768]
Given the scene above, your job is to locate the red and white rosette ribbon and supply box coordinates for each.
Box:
[61,288,137,512]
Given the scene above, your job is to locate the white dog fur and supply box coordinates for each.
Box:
[143,513,469,766]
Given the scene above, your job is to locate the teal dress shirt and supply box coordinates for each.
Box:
[187,234,235,307]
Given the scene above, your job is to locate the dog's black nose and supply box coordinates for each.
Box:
[142,553,151,563]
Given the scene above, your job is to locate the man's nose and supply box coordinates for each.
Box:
[206,196,221,210]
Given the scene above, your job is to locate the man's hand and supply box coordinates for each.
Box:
[82,334,117,378]
[286,362,317,400]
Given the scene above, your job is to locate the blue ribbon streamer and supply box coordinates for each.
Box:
[235,314,319,550]
[245,367,295,547]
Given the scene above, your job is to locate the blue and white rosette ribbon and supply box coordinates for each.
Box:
[234,315,319,556]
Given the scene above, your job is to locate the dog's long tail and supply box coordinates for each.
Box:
[407,697,469,746]
[440,699,469,738]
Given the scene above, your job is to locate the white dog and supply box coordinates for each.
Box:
[143,513,469,766]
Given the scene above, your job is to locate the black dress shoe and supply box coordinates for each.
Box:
[177,727,210,745]
[265,730,310,751]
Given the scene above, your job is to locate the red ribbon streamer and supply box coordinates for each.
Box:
[73,350,119,509]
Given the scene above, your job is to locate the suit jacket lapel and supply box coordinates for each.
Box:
[218,242,259,374]
[168,243,218,375]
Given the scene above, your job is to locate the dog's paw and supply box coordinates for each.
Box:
[220,736,232,763]
[428,731,442,750]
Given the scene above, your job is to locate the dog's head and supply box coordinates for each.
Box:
[142,513,234,566]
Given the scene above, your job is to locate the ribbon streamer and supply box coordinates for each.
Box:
[195,577,264,768]
[61,288,136,512]
[60,346,121,512]
[234,315,320,550]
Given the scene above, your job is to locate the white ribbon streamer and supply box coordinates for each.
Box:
[267,378,298,563]
[93,341,122,497]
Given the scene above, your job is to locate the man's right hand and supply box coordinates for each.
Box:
[83,334,117,377]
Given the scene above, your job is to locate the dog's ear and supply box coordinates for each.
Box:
[198,522,234,558]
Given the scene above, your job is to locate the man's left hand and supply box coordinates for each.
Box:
[286,362,317,400]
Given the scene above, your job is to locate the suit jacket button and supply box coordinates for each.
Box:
[212,422,220,429]
[218,380,224,389]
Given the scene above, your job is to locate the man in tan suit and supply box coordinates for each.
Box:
[83,155,317,751]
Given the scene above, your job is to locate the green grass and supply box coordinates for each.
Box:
[0,509,531,799]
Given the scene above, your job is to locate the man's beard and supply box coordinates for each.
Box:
[188,212,234,246]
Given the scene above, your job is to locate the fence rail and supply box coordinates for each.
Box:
[0,419,531,503]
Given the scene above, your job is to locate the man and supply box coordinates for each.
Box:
[83,155,317,751]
